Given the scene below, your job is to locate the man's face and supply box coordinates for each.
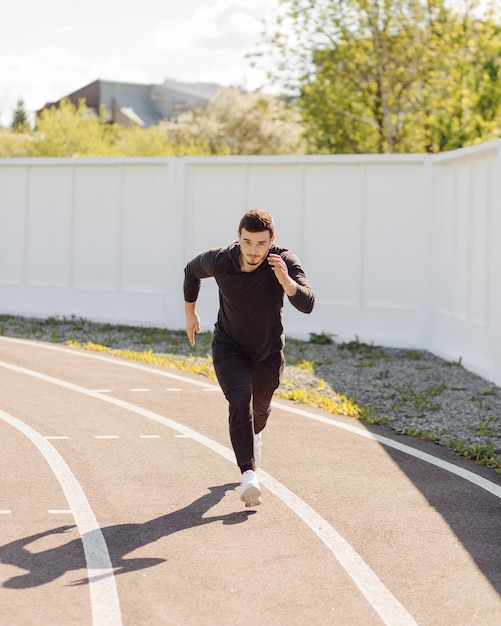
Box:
[238,228,275,269]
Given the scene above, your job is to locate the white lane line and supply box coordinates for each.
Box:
[2,338,499,498]
[0,359,415,626]
[0,510,12,514]
[0,407,121,626]
[46,436,69,440]
[0,338,215,389]
[93,389,112,394]
[259,468,414,625]
[270,401,501,500]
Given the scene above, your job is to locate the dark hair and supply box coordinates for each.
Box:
[238,209,275,236]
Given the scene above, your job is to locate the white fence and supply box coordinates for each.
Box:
[1,141,500,385]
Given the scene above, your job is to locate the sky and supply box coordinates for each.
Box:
[0,0,279,126]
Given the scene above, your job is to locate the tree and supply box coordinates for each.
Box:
[0,89,305,157]
[423,7,501,152]
[111,123,216,157]
[11,99,30,132]
[254,0,501,153]
[160,88,307,155]
[0,129,34,157]
[32,98,119,157]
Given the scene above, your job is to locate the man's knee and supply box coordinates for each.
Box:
[225,385,252,428]
[253,402,271,420]
[225,384,251,405]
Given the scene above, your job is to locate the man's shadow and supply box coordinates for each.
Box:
[0,483,253,589]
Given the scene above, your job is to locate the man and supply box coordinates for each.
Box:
[184,209,314,507]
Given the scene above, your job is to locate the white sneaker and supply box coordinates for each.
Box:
[239,470,262,507]
[254,432,262,469]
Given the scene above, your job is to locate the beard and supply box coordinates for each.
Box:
[244,254,265,266]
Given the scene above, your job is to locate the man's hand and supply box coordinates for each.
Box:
[268,254,297,297]
[185,302,201,346]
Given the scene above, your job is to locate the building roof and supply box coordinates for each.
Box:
[39,78,223,127]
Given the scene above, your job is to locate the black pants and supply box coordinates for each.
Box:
[212,339,284,473]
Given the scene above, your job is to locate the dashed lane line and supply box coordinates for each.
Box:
[0,510,92,515]
[46,435,163,440]
[0,406,122,626]
[1,337,498,500]
[0,357,416,626]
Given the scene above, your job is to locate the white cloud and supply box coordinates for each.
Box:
[150,0,275,92]
[153,0,268,52]
[0,0,278,126]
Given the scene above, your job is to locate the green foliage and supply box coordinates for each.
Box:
[256,0,501,153]
[0,129,34,157]
[11,99,30,132]
[308,331,334,344]
[404,350,423,361]
[339,336,387,366]
[161,87,306,155]
[390,383,447,416]
[443,438,501,468]
[468,417,501,439]
[0,89,307,158]
[399,427,438,442]
[108,124,213,157]
[31,98,119,157]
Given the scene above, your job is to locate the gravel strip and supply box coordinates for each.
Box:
[1,314,500,472]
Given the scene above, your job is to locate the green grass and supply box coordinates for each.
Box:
[388,383,447,417]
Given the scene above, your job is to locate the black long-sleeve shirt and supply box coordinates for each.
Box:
[183,241,314,361]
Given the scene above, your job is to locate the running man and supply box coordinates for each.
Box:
[184,209,315,507]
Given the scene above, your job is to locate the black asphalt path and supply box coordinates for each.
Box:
[0,337,500,625]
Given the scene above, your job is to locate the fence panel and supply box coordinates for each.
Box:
[1,142,500,385]
[429,142,501,383]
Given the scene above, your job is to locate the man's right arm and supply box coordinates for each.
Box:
[185,301,201,347]
[183,248,220,346]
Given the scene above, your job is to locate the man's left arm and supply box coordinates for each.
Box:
[268,253,315,314]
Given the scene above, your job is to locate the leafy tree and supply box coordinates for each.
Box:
[0,89,306,157]
[110,124,216,157]
[255,0,501,153]
[424,8,501,152]
[0,129,34,157]
[32,98,119,157]
[160,88,307,155]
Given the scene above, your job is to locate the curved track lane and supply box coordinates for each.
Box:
[0,337,500,625]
